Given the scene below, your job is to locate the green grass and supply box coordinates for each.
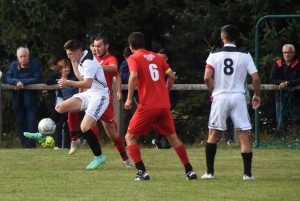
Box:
[0,146,299,201]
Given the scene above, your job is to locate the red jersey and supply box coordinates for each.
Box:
[128,49,171,109]
[95,54,119,93]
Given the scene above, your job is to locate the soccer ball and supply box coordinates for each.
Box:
[38,118,56,135]
[42,136,55,148]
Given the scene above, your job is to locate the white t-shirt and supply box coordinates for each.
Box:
[206,44,257,96]
[78,50,108,93]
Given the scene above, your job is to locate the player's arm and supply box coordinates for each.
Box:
[124,71,137,110]
[116,73,123,100]
[58,78,93,89]
[165,68,175,92]
[204,67,214,93]
[71,61,83,81]
[251,72,261,109]
[101,64,118,72]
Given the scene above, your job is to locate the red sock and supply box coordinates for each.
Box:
[113,135,128,161]
[91,124,100,143]
[67,112,79,132]
[174,144,190,165]
[128,144,141,164]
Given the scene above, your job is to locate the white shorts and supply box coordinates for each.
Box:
[73,89,109,121]
[208,93,251,131]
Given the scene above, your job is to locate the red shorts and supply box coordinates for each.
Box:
[128,108,176,136]
[100,98,115,124]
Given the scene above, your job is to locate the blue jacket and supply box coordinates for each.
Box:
[5,60,42,107]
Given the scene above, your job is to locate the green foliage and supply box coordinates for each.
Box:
[1,0,300,142]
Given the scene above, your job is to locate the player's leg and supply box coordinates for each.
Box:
[155,109,197,180]
[238,130,254,180]
[125,107,154,180]
[100,105,132,167]
[201,128,220,179]
[24,96,83,147]
[202,94,227,179]
[80,115,105,169]
[230,93,254,180]
[83,93,109,169]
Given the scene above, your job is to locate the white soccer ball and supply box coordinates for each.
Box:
[38,118,56,135]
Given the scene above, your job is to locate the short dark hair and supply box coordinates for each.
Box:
[221,25,239,42]
[158,48,168,56]
[94,36,109,45]
[123,46,132,58]
[89,36,95,45]
[64,39,82,52]
[128,32,145,50]
[48,56,61,66]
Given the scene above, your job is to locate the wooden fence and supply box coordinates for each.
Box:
[0,78,285,144]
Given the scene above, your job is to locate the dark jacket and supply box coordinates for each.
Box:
[119,60,138,99]
[270,57,300,101]
[45,71,78,101]
[5,60,41,107]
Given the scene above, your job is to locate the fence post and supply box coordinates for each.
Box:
[113,77,121,134]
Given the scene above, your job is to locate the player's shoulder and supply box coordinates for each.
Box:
[211,46,248,54]
[81,51,94,63]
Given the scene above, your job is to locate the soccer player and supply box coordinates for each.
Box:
[93,36,132,167]
[24,39,109,170]
[202,25,261,180]
[124,32,197,181]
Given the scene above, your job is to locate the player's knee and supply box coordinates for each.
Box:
[80,125,89,133]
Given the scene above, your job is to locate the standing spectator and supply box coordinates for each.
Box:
[93,36,132,167]
[202,25,260,180]
[25,39,108,169]
[269,44,300,137]
[45,59,78,149]
[125,32,197,180]
[5,47,41,148]
[152,48,178,149]
[119,46,138,145]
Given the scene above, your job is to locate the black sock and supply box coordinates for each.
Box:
[206,142,217,175]
[83,129,102,156]
[241,152,253,176]
[135,161,146,172]
[120,152,128,158]
[70,131,78,137]
[184,163,193,174]
[49,110,63,124]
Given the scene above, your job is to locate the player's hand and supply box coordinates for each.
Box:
[252,95,261,109]
[58,78,68,88]
[124,99,132,110]
[117,92,122,101]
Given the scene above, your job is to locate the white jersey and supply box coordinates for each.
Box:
[78,50,108,93]
[206,44,257,96]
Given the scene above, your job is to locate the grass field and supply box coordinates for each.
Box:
[0,145,299,201]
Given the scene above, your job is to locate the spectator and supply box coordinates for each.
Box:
[152,48,178,149]
[45,59,78,149]
[5,47,41,148]
[93,36,132,167]
[119,46,137,145]
[270,44,300,139]
[125,32,197,181]
[202,25,260,180]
